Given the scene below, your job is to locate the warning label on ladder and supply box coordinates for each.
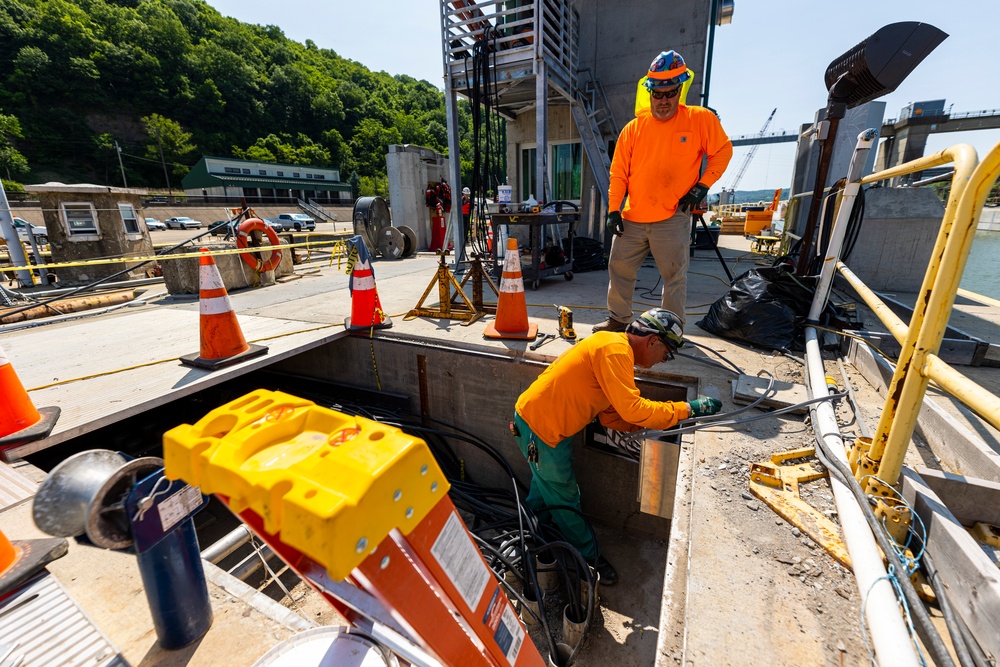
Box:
[431,511,491,610]
[484,588,525,665]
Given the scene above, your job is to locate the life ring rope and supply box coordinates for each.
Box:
[235,218,283,272]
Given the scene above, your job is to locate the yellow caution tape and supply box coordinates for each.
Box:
[2,239,350,272]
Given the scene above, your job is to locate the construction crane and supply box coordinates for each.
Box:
[720,108,777,204]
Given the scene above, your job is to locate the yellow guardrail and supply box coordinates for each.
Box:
[834,141,1000,489]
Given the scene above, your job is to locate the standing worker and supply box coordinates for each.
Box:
[461,186,472,243]
[511,308,722,584]
[594,50,733,333]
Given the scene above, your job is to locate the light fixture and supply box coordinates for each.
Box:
[796,22,947,275]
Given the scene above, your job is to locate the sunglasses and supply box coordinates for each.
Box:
[650,87,681,100]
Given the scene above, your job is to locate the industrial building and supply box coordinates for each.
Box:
[181,156,352,206]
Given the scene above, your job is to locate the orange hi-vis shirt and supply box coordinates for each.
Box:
[515,332,690,446]
[609,105,733,223]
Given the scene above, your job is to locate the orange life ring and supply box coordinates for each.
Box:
[235,218,283,272]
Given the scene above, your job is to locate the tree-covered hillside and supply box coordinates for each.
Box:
[0,0,477,193]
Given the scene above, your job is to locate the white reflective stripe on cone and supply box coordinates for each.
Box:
[503,249,520,272]
[353,274,376,290]
[499,276,525,293]
[199,264,226,290]
[0,347,8,366]
[201,295,235,316]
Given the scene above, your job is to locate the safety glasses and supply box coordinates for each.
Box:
[650,87,681,100]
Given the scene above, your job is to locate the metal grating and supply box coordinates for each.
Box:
[0,461,37,512]
[0,573,128,667]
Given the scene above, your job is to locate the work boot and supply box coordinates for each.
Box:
[593,555,618,586]
[592,318,628,333]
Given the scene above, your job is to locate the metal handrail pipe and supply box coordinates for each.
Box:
[874,141,1000,485]
[835,262,909,342]
[923,354,1000,432]
[804,326,920,667]
[201,524,252,564]
[858,146,968,186]
[860,144,978,467]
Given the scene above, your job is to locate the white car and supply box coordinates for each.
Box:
[145,217,167,231]
[165,216,203,230]
[8,217,47,244]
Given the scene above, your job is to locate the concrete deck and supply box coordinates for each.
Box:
[2,230,998,666]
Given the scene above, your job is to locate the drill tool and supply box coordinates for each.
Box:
[555,305,577,341]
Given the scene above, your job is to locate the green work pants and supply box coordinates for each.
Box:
[606,209,691,327]
[512,412,597,560]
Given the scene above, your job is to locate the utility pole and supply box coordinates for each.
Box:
[0,181,33,285]
[154,126,170,198]
[114,140,128,188]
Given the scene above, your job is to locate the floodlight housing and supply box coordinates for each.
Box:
[824,22,947,109]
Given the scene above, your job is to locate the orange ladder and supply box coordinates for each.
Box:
[163,389,544,667]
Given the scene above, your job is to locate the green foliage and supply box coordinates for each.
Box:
[358,174,388,199]
[348,170,361,199]
[1,179,27,201]
[0,0,472,187]
[141,113,195,178]
[0,110,29,179]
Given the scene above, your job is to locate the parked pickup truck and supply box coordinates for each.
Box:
[273,213,316,232]
[4,217,48,244]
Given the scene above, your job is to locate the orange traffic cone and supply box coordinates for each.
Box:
[346,236,392,331]
[0,528,68,596]
[484,238,538,340]
[180,248,268,370]
[0,343,60,451]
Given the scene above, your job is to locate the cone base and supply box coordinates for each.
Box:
[345,316,393,332]
[483,321,538,340]
[0,406,60,450]
[180,343,268,370]
[0,536,68,596]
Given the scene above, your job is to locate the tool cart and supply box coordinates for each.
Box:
[489,202,578,290]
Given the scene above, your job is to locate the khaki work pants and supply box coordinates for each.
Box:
[606,210,690,326]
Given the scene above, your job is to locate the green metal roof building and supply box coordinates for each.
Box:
[182,156,352,205]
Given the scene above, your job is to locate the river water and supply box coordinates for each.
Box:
[961,230,1000,300]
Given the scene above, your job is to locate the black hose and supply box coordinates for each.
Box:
[923,551,976,667]
[809,418,956,667]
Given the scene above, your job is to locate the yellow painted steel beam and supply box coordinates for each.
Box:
[870,142,1000,487]
[836,262,909,343]
[923,354,1000,432]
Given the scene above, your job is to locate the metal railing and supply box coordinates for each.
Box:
[441,0,579,96]
[833,140,1000,487]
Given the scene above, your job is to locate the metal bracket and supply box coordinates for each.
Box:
[749,447,852,568]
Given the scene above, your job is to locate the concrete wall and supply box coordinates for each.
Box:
[386,145,450,250]
[273,336,695,538]
[161,242,293,295]
[34,191,153,286]
[840,187,945,292]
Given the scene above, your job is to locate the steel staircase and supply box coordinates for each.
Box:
[298,198,336,222]
[572,71,618,205]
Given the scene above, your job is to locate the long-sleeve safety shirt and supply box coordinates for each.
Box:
[609,105,733,223]
[515,332,690,446]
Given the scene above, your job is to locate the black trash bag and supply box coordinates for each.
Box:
[696,265,822,351]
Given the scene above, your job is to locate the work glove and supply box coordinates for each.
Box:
[606,211,623,237]
[688,396,722,418]
[678,182,710,213]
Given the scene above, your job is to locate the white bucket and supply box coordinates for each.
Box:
[253,626,397,667]
[497,185,513,203]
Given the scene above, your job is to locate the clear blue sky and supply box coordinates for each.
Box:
[207,0,1000,193]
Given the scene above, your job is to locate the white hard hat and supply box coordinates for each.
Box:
[462,187,471,194]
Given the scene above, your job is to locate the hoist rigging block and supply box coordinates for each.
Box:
[162,389,450,581]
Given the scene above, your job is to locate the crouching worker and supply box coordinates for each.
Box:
[511,308,721,585]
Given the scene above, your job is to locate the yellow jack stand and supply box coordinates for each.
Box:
[749,446,851,568]
[405,253,498,325]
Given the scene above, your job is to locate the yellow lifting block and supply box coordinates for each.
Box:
[162,389,450,581]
